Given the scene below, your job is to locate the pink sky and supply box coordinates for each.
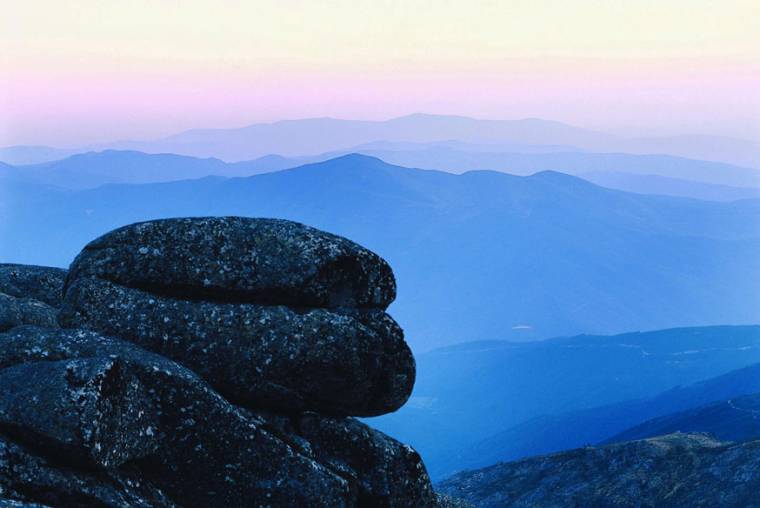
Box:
[3,1,759,146]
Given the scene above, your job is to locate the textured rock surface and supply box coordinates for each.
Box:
[60,277,415,416]
[0,264,67,307]
[0,501,53,508]
[66,217,396,308]
[0,356,160,469]
[436,433,760,508]
[296,414,438,507]
[435,494,476,508]
[0,327,353,507]
[0,294,58,332]
[0,433,177,508]
[4,219,436,506]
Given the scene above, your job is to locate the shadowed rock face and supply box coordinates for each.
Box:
[436,433,760,508]
[0,294,58,332]
[0,264,64,332]
[0,432,178,508]
[1,218,437,507]
[65,217,396,309]
[0,327,353,507]
[0,265,67,308]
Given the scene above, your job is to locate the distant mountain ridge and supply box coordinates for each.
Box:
[4,155,759,351]
[4,114,758,167]
[345,146,760,189]
[3,147,759,202]
[449,359,760,475]
[0,145,79,165]
[580,171,760,201]
[103,114,616,161]
[1,150,291,189]
[371,325,760,478]
[606,391,760,445]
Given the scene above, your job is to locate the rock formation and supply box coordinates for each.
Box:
[0,264,65,332]
[0,217,439,507]
[0,264,67,307]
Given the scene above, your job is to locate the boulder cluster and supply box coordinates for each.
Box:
[0,217,440,507]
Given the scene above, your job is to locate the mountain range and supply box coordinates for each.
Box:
[4,114,759,168]
[4,154,760,352]
[4,149,760,490]
[369,326,760,478]
[4,145,759,204]
[0,150,288,190]
[449,356,760,476]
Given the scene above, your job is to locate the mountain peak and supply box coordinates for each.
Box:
[309,153,389,168]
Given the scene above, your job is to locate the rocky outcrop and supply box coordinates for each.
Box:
[0,294,57,332]
[436,433,760,507]
[0,430,176,508]
[0,326,353,506]
[0,217,437,507]
[0,265,64,332]
[0,264,67,307]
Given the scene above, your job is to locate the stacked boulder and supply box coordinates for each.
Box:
[0,217,439,507]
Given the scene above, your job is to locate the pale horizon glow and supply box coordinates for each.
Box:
[2,0,759,147]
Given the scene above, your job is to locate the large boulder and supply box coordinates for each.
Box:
[59,277,415,416]
[0,327,354,507]
[0,264,67,307]
[65,217,396,308]
[0,293,58,332]
[4,217,437,506]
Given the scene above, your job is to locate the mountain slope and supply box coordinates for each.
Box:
[347,147,760,189]
[436,433,760,508]
[8,147,760,199]
[4,155,760,351]
[580,171,760,201]
[451,360,760,475]
[0,145,78,165]
[4,150,292,189]
[607,392,760,444]
[370,326,760,478]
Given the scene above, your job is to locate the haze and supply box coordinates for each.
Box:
[2,0,759,147]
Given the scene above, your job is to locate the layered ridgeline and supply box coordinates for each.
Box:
[0,217,451,507]
[3,148,760,200]
[4,155,760,351]
[5,114,757,167]
[373,326,760,479]
[436,433,760,508]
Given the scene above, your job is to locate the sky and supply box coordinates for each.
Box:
[2,0,759,147]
